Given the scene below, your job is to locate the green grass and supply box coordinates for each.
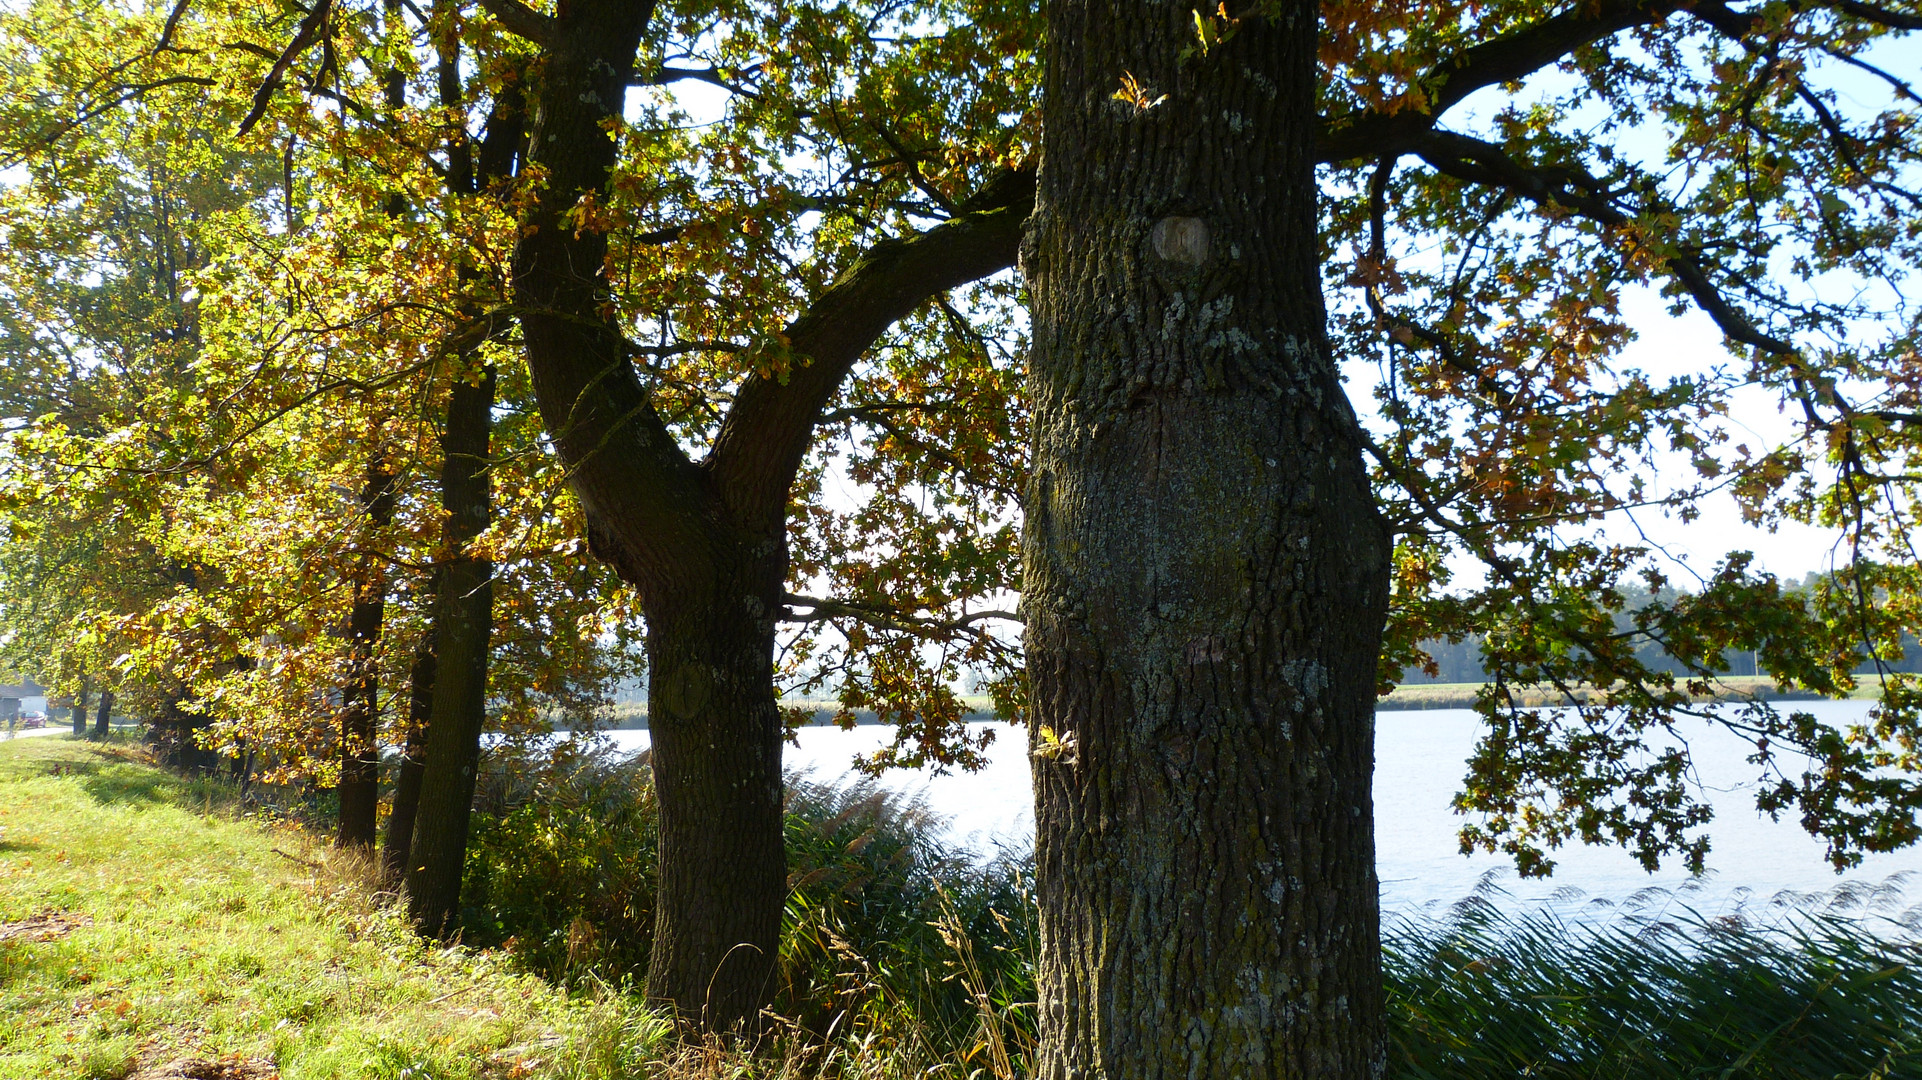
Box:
[0,735,666,1080]
[5,732,1918,1080]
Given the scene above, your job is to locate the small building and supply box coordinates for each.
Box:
[0,680,47,721]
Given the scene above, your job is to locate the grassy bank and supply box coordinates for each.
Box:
[1376,675,1849,711]
[0,735,663,1080]
[6,733,1920,1079]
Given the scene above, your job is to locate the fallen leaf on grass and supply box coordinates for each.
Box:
[0,910,93,943]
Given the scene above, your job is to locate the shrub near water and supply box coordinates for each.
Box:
[461,739,660,985]
[778,777,1035,1071]
[458,740,1922,1077]
[461,742,1037,1071]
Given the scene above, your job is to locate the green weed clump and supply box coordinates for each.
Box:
[776,775,1034,1075]
[459,742,1036,1074]
[461,739,661,986]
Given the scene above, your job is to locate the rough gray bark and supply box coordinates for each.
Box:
[639,570,787,1029]
[92,687,111,739]
[1022,3,1391,1077]
[404,367,496,935]
[339,457,398,850]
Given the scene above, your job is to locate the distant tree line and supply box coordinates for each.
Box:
[1402,574,1922,684]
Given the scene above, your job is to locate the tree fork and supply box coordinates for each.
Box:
[1023,2,1391,1076]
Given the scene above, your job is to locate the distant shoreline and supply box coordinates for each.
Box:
[1374,675,1848,711]
[590,677,1854,729]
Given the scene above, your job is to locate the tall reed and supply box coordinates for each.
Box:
[457,741,1922,1077]
[1385,885,1922,1078]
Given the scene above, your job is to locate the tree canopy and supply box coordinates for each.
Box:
[0,0,1918,1056]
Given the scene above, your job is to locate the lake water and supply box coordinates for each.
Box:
[593,700,1922,921]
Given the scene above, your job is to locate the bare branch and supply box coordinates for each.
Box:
[1410,129,1799,356]
[237,0,335,137]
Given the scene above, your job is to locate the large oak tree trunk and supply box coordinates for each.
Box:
[339,457,398,850]
[92,688,112,739]
[404,367,496,935]
[381,643,436,887]
[641,557,787,1028]
[1022,3,1391,1076]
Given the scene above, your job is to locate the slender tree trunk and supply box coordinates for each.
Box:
[398,0,523,928]
[72,681,90,738]
[337,0,411,851]
[93,688,112,739]
[642,558,787,1029]
[1022,4,1391,1077]
[339,457,399,849]
[404,367,496,935]
[381,644,437,886]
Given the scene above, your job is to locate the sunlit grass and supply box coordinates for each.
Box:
[4,732,1918,1079]
[0,735,663,1080]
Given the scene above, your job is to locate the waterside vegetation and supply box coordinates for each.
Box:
[4,734,1918,1079]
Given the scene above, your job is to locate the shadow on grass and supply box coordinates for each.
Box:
[0,735,239,813]
[76,764,187,808]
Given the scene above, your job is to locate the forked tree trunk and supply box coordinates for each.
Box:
[381,644,436,887]
[500,0,1026,1034]
[1022,4,1391,1077]
[405,368,496,935]
[641,560,787,1028]
[92,688,112,739]
[339,457,399,849]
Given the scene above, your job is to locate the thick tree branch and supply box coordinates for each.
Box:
[237,0,334,137]
[704,165,1035,528]
[1822,0,1922,30]
[473,0,556,47]
[1318,0,1689,163]
[782,592,1020,636]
